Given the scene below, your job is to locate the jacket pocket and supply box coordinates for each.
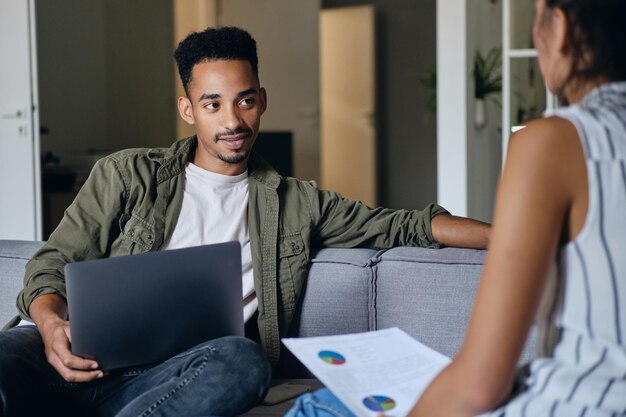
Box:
[277,232,307,313]
[117,212,155,254]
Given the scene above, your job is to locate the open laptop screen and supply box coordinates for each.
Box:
[65,241,243,370]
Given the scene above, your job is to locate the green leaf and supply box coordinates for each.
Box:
[473,46,502,99]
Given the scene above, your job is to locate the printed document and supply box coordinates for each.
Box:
[282,327,450,417]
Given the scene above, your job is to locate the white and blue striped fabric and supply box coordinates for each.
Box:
[484,82,626,417]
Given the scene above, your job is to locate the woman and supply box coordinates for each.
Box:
[287,0,626,416]
[413,0,626,415]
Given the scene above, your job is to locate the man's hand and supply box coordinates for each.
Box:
[29,294,103,382]
[431,214,490,249]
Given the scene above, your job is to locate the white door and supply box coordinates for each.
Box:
[0,0,41,240]
[320,6,376,207]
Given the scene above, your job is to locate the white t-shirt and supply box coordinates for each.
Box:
[163,163,256,322]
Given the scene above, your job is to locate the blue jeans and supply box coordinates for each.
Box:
[285,388,355,417]
[0,325,271,417]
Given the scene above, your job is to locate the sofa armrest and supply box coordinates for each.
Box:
[0,240,45,326]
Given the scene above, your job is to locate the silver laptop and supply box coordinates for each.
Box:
[65,241,244,371]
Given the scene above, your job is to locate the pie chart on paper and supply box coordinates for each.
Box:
[362,395,397,412]
[318,350,346,365]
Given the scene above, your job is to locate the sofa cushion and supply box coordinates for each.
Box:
[374,247,484,358]
[274,248,379,378]
[294,248,379,337]
[0,240,44,325]
[374,247,537,363]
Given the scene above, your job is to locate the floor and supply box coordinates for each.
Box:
[242,379,324,417]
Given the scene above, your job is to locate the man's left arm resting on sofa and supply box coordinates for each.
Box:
[431,214,490,249]
[309,185,489,250]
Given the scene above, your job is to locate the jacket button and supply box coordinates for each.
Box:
[129,229,135,237]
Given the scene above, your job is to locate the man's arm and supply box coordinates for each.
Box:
[18,156,126,320]
[431,214,490,249]
[29,294,103,382]
[306,182,488,250]
[17,156,127,381]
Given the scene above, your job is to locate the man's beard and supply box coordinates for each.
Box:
[217,149,250,164]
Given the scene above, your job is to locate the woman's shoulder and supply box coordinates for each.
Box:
[508,116,581,162]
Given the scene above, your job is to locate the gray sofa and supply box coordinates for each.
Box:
[0,240,536,415]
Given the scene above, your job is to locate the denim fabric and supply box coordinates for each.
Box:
[285,388,355,417]
[0,326,271,417]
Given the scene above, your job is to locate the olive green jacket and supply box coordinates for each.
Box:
[15,136,448,365]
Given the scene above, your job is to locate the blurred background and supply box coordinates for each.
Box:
[1,0,547,240]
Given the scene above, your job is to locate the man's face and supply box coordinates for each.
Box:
[178,59,266,175]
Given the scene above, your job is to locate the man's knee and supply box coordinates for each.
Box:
[0,327,47,416]
[211,336,272,402]
[214,336,271,380]
[0,327,43,368]
[175,335,271,392]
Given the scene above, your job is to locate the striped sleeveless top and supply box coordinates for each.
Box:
[484,82,626,417]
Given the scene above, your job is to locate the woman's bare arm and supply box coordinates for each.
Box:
[409,117,587,417]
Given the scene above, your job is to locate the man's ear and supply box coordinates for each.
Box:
[259,87,268,116]
[177,96,195,125]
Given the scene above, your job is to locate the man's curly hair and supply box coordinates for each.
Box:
[174,26,259,96]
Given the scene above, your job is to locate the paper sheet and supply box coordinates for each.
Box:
[282,328,450,417]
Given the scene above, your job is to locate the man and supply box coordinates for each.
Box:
[0,27,489,416]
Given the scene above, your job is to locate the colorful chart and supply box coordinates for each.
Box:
[318,350,346,365]
[362,395,397,412]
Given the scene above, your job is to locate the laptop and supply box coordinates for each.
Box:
[65,241,244,371]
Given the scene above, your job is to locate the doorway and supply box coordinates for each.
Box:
[0,0,41,240]
[320,5,377,207]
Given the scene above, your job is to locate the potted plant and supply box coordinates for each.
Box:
[473,46,502,129]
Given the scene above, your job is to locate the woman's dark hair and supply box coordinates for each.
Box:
[174,26,259,96]
[545,0,626,83]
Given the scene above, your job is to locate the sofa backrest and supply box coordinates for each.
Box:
[0,240,536,371]
[294,246,537,363]
[0,240,44,325]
